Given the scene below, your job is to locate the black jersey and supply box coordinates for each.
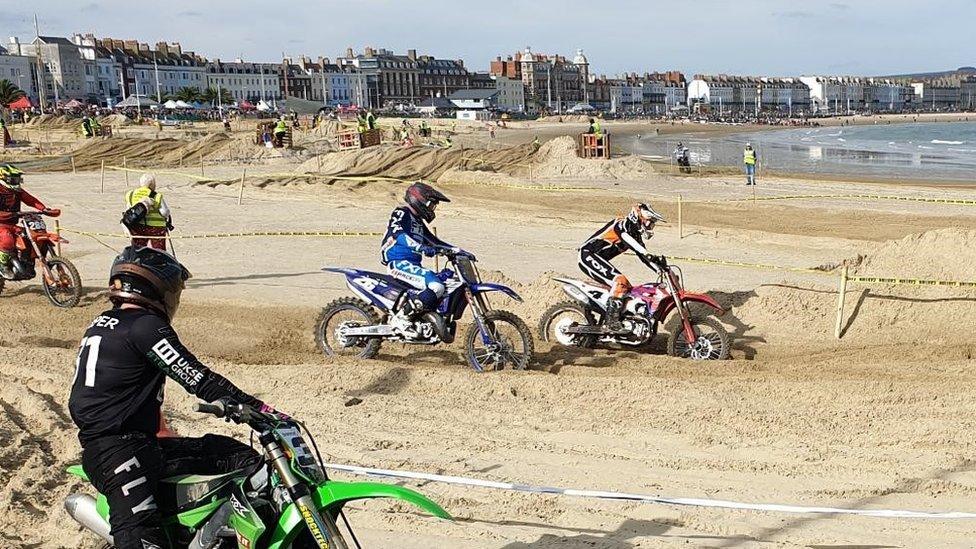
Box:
[69,307,262,444]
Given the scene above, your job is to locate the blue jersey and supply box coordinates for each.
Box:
[381,207,443,265]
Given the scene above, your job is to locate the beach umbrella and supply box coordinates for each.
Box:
[63,98,85,109]
[114,96,159,109]
[7,96,32,110]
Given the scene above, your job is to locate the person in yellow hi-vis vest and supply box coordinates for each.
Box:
[743,143,758,186]
[123,174,172,251]
[273,118,288,147]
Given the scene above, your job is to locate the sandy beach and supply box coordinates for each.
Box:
[2,118,976,548]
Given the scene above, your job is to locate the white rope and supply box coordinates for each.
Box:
[325,463,976,519]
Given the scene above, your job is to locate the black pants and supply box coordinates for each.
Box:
[81,433,261,549]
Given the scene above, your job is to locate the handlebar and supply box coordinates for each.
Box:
[194,401,227,418]
[194,400,284,428]
[14,209,60,218]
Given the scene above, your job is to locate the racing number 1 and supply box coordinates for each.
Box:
[74,336,102,387]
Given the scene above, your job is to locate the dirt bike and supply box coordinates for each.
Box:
[316,246,534,371]
[539,255,731,360]
[65,400,451,548]
[0,209,82,307]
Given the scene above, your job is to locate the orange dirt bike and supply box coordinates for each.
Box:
[0,209,82,307]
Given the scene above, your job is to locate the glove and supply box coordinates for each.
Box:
[259,403,291,421]
[43,208,61,217]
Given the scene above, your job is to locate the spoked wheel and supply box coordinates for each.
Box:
[538,300,596,348]
[42,258,82,308]
[666,316,730,360]
[315,297,382,359]
[465,310,534,372]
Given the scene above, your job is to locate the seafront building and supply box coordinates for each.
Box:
[2,30,973,116]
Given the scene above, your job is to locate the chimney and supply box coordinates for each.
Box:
[407,49,417,60]
[156,42,169,55]
[364,46,375,58]
[346,47,354,58]
[457,59,464,67]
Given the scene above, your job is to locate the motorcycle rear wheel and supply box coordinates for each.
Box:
[465,310,534,372]
[666,315,730,360]
[43,257,82,308]
[315,297,382,359]
[538,300,596,348]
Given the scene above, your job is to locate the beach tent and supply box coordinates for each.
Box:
[163,99,179,110]
[256,100,274,112]
[239,100,256,111]
[174,100,192,109]
[190,101,208,110]
[63,98,84,109]
[115,96,159,109]
[7,96,32,110]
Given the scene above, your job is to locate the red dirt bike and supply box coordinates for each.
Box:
[539,255,731,360]
[0,209,82,308]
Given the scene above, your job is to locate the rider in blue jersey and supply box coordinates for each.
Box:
[381,182,453,321]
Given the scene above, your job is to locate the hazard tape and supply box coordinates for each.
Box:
[848,276,976,288]
[106,165,211,181]
[325,463,976,519]
[689,193,976,207]
[61,228,380,240]
[667,255,834,276]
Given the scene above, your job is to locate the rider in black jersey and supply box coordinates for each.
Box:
[68,246,286,549]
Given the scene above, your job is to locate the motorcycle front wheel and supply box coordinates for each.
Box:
[465,310,534,372]
[666,315,730,360]
[315,297,383,359]
[43,257,82,308]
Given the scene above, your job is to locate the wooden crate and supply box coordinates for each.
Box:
[578,133,611,159]
[336,129,359,150]
[359,128,382,148]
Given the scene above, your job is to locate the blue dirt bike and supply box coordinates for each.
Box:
[315,246,534,371]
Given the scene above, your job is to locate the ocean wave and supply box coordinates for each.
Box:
[931,139,965,145]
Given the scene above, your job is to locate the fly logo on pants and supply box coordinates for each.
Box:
[114,456,157,514]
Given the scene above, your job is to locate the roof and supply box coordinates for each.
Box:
[418,96,455,109]
[37,36,75,46]
[0,45,7,55]
[449,89,498,101]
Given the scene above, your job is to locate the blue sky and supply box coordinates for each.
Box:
[3,0,973,77]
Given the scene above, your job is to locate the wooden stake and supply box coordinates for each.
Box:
[123,156,129,186]
[199,153,205,177]
[316,154,322,172]
[100,160,105,193]
[834,265,849,339]
[237,167,247,205]
[55,219,62,256]
[677,194,683,239]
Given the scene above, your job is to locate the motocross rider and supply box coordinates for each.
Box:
[381,181,455,326]
[68,246,288,549]
[578,203,667,331]
[0,164,59,279]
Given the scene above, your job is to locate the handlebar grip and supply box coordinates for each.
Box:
[194,401,226,418]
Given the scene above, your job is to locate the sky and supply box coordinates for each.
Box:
[2,0,974,77]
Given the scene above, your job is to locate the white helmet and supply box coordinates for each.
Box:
[627,203,666,239]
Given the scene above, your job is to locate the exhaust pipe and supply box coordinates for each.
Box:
[65,493,114,544]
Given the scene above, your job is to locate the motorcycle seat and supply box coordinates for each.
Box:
[357,270,413,291]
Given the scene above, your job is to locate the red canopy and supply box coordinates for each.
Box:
[7,96,32,110]
[238,100,255,111]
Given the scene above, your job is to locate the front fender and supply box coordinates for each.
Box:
[266,481,452,548]
[470,282,522,302]
[654,291,725,321]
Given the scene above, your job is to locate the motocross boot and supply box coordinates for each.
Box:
[0,252,13,280]
[604,297,626,333]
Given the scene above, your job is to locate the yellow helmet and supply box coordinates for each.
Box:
[0,164,24,191]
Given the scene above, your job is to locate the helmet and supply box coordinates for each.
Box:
[108,246,191,320]
[404,181,450,222]
[626,203,666,240]
[0,164,24,191]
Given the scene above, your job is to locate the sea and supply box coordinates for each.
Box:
[628,121,976,183]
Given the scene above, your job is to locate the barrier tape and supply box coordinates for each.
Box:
[848,275,976,288]
[61,228,380,241]
[325,463,976,519]
[688,193,976,207]
[667,255,834,276]
[107,165,211,181]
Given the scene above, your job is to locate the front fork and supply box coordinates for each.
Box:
[262,434,348,549]
[664,275,697,345]
[20,223,54,283]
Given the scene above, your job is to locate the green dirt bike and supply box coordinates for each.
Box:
[64,401,451,548]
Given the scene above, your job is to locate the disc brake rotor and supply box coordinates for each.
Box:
[553,316,581,346]
[334,321,362,348]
